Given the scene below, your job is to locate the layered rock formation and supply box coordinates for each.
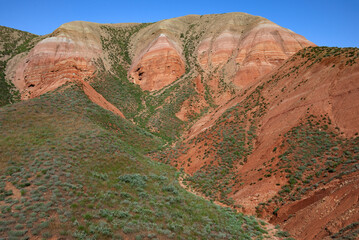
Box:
[5,21,128,117]
[125,13,314,92]
[7,13,314,97]
[9,21,102,99]
[128,33,185,91]
[197,20,314,88]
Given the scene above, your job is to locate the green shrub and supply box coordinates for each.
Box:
[118,174,148,188]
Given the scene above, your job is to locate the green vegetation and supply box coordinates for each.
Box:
[297,46,359,66]
[331,222,359,240]
[101,23,152,66]
[182,23,204,73]
[0,84,268,239]
[139,76,197,141]
[155,82,268,206]
[0,60,20,106]
[94,24,202,142]
[183,85,267,205]
[0,26,37,56]
[255,115,359,216]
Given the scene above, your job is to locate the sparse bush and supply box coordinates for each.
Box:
[119,174,148,188]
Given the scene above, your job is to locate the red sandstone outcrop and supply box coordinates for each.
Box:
[127,13,313,92]
[7,21,126,117]
[273,172,359,240]
[128,33,185,91]
[198,21,314,88]
[10,21,102,100]
[8,13,314,100]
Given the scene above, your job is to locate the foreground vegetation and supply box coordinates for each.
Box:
[0,84,269,239]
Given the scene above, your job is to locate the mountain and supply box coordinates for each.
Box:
[0,25,37,106]
[1,12,358,240]
[6,13,313,100]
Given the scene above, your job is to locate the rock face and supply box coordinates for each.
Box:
[126,13,313,92]
[6,21,126,117]
[81,80,125,118]
[197,21,314,88]
[128,33,185,91]
[8,13,314,97]
[10,21,102,99]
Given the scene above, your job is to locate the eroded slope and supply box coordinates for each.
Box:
[0,26,37,106]
[154,47,359,240]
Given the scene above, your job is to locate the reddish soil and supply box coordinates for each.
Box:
[81,80,125,118]
[6,14,358,240]
[168,49,359,240]
[5,181,21,200]
[176,76,209,121]
[272,172,359,240]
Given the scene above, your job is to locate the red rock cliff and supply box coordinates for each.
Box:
[11,21,102,99]
[197,21,314,88]
[129,33,185,91]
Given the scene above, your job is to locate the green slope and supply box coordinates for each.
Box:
[0,84,268,239]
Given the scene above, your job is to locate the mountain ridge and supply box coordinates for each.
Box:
[1,13,358,240]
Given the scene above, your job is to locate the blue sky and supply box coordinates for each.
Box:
[0,0,358,47]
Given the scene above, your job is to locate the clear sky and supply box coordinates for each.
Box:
[0,0,358,47]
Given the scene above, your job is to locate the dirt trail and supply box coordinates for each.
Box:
[177,176,279,239]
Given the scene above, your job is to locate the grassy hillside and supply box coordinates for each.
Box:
[0,84,269,239]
